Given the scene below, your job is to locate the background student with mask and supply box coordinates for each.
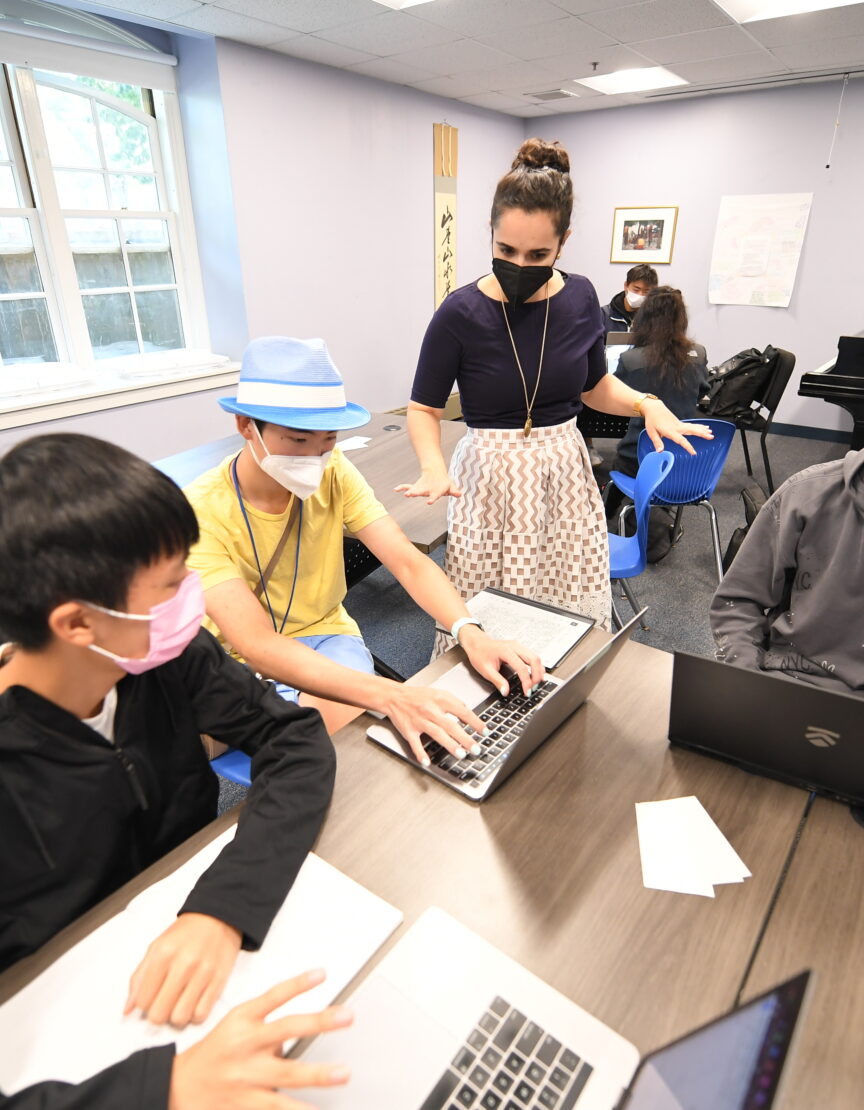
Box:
[399,139,710,634]
[184,336,543,767]
[0,433,349,1108]
[600,263,658,333]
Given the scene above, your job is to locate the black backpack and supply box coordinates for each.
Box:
[699,345,780,422]
[722,482,768,573]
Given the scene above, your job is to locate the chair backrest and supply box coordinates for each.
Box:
[636,419,736,505]
[631,450,675,557]
[761,348,796,415]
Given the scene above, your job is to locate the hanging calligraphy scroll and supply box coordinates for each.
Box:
[433,123,457,309]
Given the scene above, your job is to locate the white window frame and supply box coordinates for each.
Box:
[0,21,237,431]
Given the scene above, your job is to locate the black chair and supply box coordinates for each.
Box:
[342,537,404,682]
[735,348,796,494]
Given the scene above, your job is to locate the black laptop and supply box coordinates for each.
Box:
[669,652,864,805]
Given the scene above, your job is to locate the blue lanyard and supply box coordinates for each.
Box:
[230,454,302,635]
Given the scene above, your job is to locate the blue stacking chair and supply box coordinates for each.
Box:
[611,418,736,584]
[210,748,252,788]
[607,450,675,632]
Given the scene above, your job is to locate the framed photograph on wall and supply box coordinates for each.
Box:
[610,206,678,265]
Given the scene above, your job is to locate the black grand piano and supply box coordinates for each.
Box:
[799,336,864,449]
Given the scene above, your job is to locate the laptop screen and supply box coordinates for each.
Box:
[622,972,809,1110]
[606,344,632,375]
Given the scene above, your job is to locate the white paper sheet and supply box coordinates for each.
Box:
[635,796,751,898]
[337,436,370,452]
[0,833,402,1094]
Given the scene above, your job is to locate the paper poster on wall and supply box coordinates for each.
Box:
[433,122,457,309]
[708,193,813,308]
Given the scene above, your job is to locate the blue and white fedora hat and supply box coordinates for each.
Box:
[219,336,370,430]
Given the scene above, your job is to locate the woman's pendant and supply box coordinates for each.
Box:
[523,415,532,438]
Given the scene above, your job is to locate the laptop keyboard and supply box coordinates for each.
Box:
[423,680,558,786]
[419,996,593,1110]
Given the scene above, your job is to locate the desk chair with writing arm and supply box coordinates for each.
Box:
[607,450,675,632]
[734,348,796,494]
[611,419,736,586]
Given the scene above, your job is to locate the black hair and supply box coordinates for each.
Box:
[0,433,199,650]
[491,138,573,239]
[625,264,659,287]
[630,286,693,386]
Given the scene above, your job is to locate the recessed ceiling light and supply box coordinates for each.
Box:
[715,0,861,20]
[575,67,688,95]
[373,0,436,9]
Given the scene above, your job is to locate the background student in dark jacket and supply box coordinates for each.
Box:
[0,434,349,1109]
[600,263,658,332]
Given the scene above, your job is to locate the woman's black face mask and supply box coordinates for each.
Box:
[491,257,554,305]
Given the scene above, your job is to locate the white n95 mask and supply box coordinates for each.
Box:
[627,292,646,309]
[253,425,331,500]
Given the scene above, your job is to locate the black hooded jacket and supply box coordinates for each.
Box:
[0,629,335,1107]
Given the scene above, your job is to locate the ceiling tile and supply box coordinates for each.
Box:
[410,73,490,96]
[669,51,789,84]
[384,38,517,76]
[269,35,377,66]
[90,0,202,19]
[551,0,646,12]
[631,24,759,64]
[409,0,567,38]
[744,5,864,47]
[459,90,535,110]
[535,44,660,80]
[770,35,864,68]
[579,0,733,43]
[478,15,615,59]
[206,0,383,34]
[172,4,293,44]
[313,10,461,54]
[346,56,437,82]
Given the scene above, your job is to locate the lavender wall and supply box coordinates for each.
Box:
[214,39,524,413]
[535,78,863,434]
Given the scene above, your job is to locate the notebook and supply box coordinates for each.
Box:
[669,652,864,806]
[298,907,809,1110]
[367,614,642,801]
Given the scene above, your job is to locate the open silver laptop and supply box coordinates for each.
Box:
[367,613,643,801]
[299,907,809,1110]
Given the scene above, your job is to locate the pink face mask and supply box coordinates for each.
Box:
[85,571,205,674]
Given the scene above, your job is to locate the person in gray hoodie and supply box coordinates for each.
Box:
[710,448,864,696]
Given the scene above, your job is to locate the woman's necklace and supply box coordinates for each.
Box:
[500,282,551,438]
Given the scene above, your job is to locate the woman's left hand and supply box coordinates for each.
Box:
[642,400,713,454]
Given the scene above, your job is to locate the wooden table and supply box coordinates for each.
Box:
[740,795,864,1107]
[155,414,465,553]
[0,636,816,1082]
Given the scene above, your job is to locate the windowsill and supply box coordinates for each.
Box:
[0,352,240,430]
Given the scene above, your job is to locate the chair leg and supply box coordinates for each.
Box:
[739,428,753,476]
[760,429,774,494]
[619,577,649,631]
[610,592,623,630]
[618,503,634,536]
[671,505,685,545]
[700,501,725,583]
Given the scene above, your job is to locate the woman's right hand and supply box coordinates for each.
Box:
[395,470,463,505]
[168,969,353,1110]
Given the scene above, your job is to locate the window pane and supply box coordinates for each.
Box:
[0,218,42,294]
[0,299,58,363]
[66,218,126,289]
[37,85,100,169]
[109,173,159,211]
[82,292,137,358]
[97,104,153,172]
[55,170,108,210]
[61,76,145,112]
[136,289,183,351]
[123,219,174,285]
[0,127,8,161]
[0,166,16,206]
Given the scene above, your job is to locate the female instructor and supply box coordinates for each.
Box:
[398,139,711,631]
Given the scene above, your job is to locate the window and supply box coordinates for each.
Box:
[0,4,229,421]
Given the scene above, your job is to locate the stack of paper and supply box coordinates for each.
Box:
[635,795,751,898]
[0,831,402,1094]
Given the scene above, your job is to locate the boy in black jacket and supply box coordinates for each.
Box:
[0,434,351,1108]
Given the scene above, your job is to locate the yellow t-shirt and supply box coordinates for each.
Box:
[184,449,387,659]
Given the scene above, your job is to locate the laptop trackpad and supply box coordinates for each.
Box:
[296,972,458,1107]
[428,661,492,707]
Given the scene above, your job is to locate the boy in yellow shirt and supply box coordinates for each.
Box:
[185,336,542,764]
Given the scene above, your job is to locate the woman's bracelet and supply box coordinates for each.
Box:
[633,392,660,418]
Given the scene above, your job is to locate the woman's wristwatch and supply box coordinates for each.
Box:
[633,392,660,418]
[451,616,483,642]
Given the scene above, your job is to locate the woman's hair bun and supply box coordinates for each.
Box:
[512,138,570,174]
